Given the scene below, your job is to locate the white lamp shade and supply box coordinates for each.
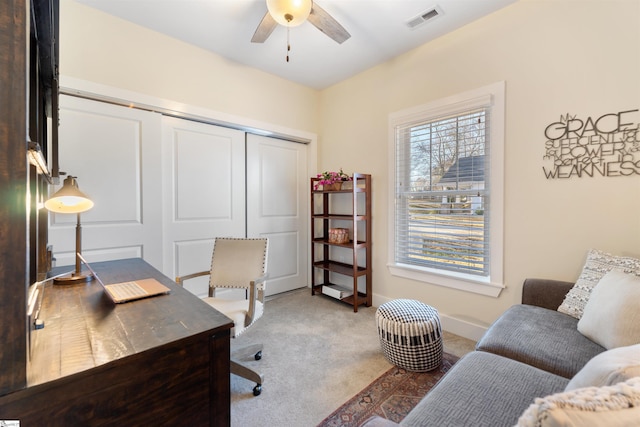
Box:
[44,176,94,214]
[266,0,312,27]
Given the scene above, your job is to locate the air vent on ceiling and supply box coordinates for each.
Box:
[406,6,443,29]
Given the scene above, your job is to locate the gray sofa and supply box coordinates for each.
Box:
[363,278,609,427]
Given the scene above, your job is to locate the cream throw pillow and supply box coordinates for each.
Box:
[577,270,640,349]
[565,344,640,391]
[516,377,640,427]
[557,249,640,319]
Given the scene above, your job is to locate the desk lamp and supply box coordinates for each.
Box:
[44,175,94,284]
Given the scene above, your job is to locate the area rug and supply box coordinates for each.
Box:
[317,352,458,427]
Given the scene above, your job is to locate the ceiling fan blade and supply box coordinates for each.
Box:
[308,2,351,44]
[251,12,278,43]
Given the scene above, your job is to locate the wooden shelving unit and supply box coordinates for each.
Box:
[310,173,372,312]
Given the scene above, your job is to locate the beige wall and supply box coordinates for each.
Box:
[319,0,640,331]
[59,0,319,134]
[60,0,640,336]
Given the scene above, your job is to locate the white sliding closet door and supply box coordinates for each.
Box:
[54,96,309,299]
[53,95,163,269]
[247,134,308,296]
[162,116,246,297]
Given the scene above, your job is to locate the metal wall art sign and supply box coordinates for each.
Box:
[543,109,640,179]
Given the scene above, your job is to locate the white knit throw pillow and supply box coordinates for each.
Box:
[516,377,640,427]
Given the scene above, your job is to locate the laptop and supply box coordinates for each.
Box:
[77,253,171,303]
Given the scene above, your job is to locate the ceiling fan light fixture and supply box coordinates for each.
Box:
[266,0,312,27]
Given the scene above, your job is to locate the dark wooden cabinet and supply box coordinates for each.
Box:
[310,173,372,312]
[0,259,233,426]
[0,0,58,396]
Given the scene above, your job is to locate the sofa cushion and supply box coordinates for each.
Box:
[565,343,640,391]
[577,270,640,349]
[400,351,568,427]
[476,304,605,378]
[557,248,640,319]
[516,377,640,427]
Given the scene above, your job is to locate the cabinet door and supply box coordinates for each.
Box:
[247,134,308,295]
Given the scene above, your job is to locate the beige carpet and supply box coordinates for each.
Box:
[230,288,475,427]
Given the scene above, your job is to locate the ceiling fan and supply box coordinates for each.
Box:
[251,0,351,45]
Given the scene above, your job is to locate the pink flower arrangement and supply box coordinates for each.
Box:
[314,168,352,190]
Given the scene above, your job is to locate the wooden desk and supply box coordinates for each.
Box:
[0,258,233,426]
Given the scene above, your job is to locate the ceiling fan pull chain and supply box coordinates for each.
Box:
[286,25,291,62]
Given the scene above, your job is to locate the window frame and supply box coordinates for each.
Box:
[387,82,505,297]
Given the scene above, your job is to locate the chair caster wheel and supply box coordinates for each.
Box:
[254,351,262,361]
[253,384,262,396]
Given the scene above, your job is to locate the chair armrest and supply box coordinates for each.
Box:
[246,274,268,327]
[253,274,267,290]
[175,270,210,286]
[521,278,575,310]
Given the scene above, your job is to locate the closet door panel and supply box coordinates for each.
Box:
[163,117,245,298]
[52,96,163,269]
[174,129,234,220]
[247,134,308,296]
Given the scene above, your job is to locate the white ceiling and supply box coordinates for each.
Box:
[76,0,518,90]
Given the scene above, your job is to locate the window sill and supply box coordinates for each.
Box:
[387,263,505,297]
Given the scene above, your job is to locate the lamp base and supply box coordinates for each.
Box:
[53,271,94,285]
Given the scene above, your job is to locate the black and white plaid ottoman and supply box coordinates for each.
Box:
[375,299,443,372]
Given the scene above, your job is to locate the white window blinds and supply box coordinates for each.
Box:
[394,107,491,276]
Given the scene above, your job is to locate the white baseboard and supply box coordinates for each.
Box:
[372,293,488,343]
[438,314,487,342]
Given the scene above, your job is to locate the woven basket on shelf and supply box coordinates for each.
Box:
[328,228,349,244]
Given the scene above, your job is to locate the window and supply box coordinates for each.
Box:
[388,82,505,297]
